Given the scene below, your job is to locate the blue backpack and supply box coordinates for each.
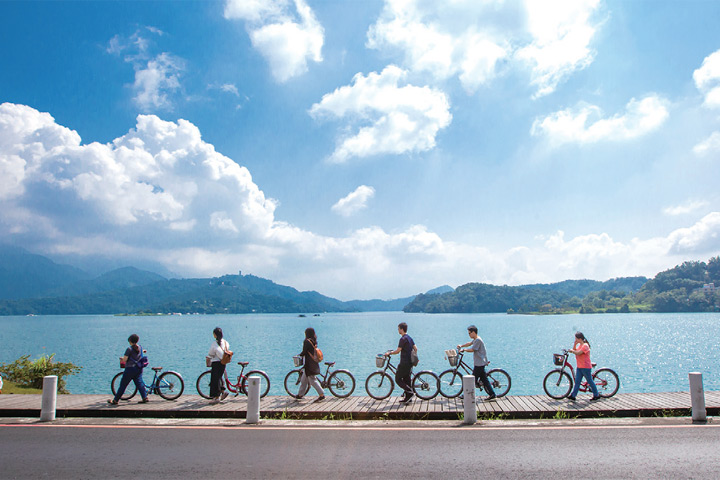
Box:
[133,346,149,369]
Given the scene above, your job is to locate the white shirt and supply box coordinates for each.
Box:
[208,338,230,363]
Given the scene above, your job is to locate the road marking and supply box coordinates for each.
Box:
[1,423,718,432]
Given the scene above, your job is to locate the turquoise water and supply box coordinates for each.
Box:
[0,312,718,396]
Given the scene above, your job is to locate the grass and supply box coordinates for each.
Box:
[1,379,42,394]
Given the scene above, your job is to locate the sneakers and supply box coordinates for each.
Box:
[400,392,414,403]
[567,396,576,401]
[209,397,220,404]
[138,397,149,404]
[590,396,601,401]
[486,394,497,401]
[313,396,326,403]
[107,399,118,405]
[220,391,229,401]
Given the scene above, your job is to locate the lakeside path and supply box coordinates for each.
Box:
[2,391,719,420]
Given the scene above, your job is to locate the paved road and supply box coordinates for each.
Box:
[2,420,719,478]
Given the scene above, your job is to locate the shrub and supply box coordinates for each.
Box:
[0,354,82,394]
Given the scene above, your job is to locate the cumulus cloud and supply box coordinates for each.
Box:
[694,49,720,108]
[663,200,710,217]
[309,65,452,163]
[531,95,669,145]
[693,131,720,156]
[366,0,602,97]
[3,102,719,299]
[224,0,324,82]
[331,185,375,217]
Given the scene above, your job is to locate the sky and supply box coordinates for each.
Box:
[1,0,720,300]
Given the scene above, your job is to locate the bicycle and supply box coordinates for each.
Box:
[364,352,440,400]
[543,349,619,399]
[438,348,511,398]
[196,361,271,399]
[111,365,185,401]
[284,357,356,398]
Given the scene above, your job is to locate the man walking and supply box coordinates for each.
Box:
[386,322,417,403]
[457,325,496,401]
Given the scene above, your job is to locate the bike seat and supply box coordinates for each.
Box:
[238,361,249,367]
[324,361,336,367]
[151,367,163,372]
[591,362,597,368]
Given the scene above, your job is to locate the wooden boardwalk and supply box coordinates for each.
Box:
[2,391,719,420]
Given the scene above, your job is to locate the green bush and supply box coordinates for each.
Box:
[0,354,82,394]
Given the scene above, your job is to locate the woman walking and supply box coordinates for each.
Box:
[296,327,325,402]
[208,327,230,404]
[568,331,600,401]
[108,334,148,404]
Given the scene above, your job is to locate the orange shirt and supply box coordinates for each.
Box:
[574,342,592,369]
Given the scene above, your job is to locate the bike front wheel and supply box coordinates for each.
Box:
[593,368,620,398]
[543,369,573,399]
[284,369,305,398]
[438,369,463,398]
[111,371,137,400]
[487,368,511,398]
[365,372,394,400]
[327,370,356,398]
[157,371,184,400]
[241,370,271,398]
[195,370,213,399]
[412,370,440,400]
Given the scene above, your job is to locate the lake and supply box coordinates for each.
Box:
[0,312,718,397]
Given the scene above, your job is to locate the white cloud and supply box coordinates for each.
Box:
[132,53,184,111]
[531,95,669,145]
[309,65,452,163]
[693,131,720,156]
[224,0,324,82]
[366,0,602,97]
[220,84,240,96]
[663,200,710,217]
[331,185,375,217]
[516,0,602,98]
[3,102,720,300]
[693,49,720,108]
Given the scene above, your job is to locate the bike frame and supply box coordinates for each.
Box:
[222,363,250,395]
[556,351,602,393]
[448,350,495,391]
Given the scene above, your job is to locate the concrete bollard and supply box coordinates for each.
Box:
[40,375,58,422]
[689,372,706,423]
[462,375,477,425]
[246,376,261,424]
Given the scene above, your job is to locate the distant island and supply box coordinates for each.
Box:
[0,244,717,315]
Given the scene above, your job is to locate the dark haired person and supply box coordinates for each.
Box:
[386,322,416,403]
[108,333,148,404]
[208,327,230,404]
[296,327,325,402]
[568,331,599,401]
[457,325,496,401]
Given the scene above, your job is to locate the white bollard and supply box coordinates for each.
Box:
[689,372,706,423]
[246,376,261,424]
[40,375,58,422]
[462,375,477,425]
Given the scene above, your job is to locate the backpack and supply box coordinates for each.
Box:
[134,346,148,369]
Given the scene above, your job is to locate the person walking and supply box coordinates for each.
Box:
[208,327,230,404]
[457,325,496,401]
[296,327,325,402]
[568,331,600,401]
[108,333,148,404]
[386,322,416,403]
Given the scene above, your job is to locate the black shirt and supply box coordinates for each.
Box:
[398,334,414,366]
[302,338,320,376]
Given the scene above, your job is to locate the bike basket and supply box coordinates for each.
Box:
[293,355,304,367]
[445,349,458,367]
[553,353,564,366]
[375,354,386,368]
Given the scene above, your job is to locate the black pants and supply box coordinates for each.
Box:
[395,362,413,396]
[209,361,226,398]
[473,365,495,396]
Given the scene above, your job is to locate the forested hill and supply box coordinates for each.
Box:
[404,258,720,314]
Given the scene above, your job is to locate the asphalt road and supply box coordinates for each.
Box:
[1,420,719,479]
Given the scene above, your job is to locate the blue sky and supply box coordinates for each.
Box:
[1,0,720,300]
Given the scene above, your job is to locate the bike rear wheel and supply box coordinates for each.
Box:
[365,372,394,400]
[284,369,305,398]
[241,370,271,398]
[593,368,620,398]
[487,368,511,398]
[195,370,213,399]
[157,371,184,400]
[111,371,137,400]
[412,370,440,400]
[327,370,356,398]
[543,369,573,399]
[438,369,463,398]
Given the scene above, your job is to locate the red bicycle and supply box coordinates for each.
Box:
[543,349,619,399]
[196,361,270,399]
